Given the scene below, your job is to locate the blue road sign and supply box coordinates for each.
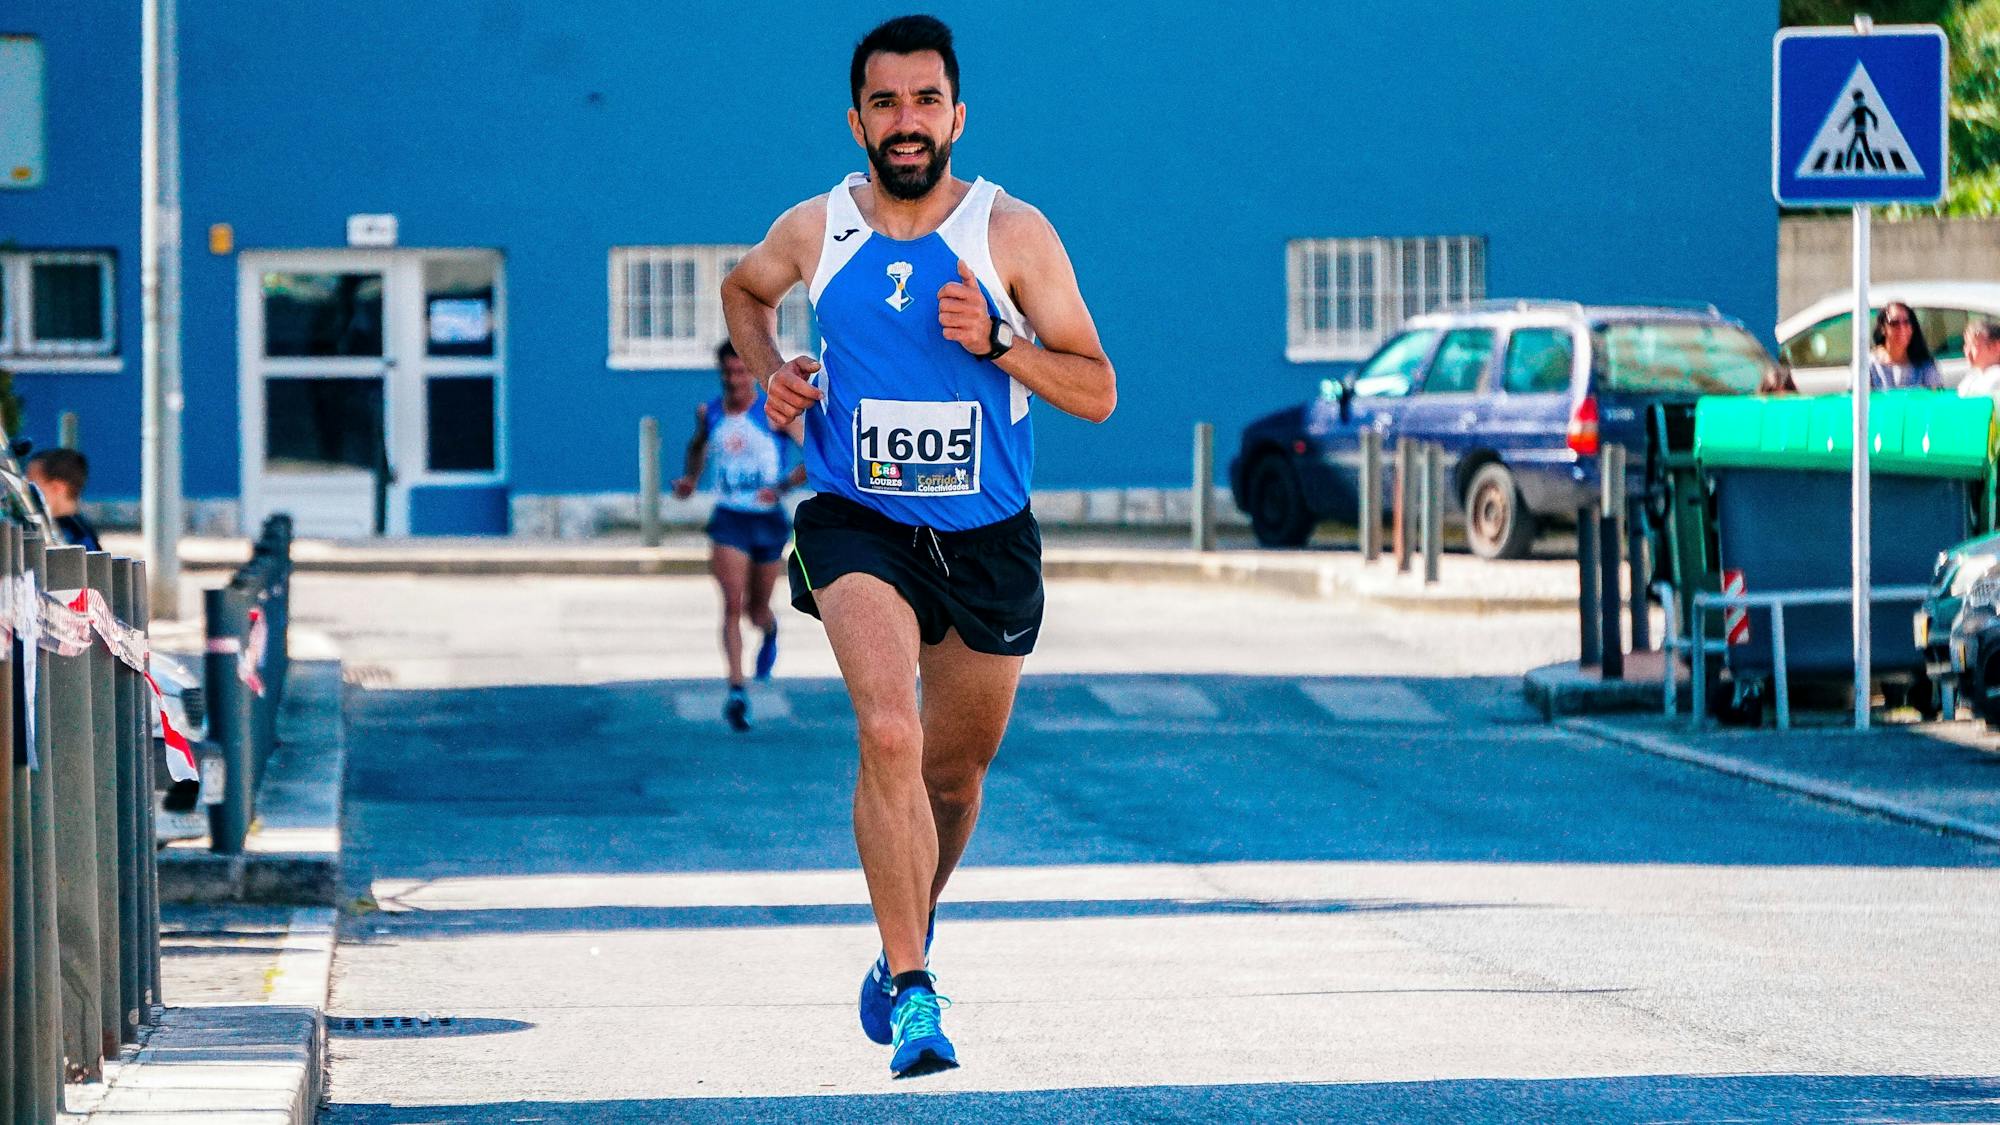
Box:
[1773,25,1948,207]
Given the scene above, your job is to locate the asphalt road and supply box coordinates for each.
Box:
[304,574,2000,1123]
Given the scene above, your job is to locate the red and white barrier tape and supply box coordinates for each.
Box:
[28,585,197,784]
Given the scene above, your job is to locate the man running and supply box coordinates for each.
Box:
[673,340,806,731]
[720,14,1115,1078]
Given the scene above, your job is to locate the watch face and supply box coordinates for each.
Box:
[997,323,1015,347]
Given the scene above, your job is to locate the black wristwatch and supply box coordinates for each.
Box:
[978,320,1016,361]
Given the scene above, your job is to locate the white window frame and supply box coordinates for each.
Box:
[0,250,120,371]
[1286,236,1485,362]
[608,244,812,370]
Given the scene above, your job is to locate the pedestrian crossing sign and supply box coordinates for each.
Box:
[1773,25,1947,207]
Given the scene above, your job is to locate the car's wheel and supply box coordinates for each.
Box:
[1463,462,1537,560]
[1247,455,1315,548]
[1907,674,1943,721]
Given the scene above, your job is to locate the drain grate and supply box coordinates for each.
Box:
[343,664,396,687]
[333,1014,454,1033]
[329,1014,532,1038]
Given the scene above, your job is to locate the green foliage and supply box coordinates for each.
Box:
[1785,0,2000,215]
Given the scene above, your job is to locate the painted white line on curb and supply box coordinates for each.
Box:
[269,906,338,1008]
[1565,717,2000,845]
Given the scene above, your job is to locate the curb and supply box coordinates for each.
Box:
[73,906,333,1124]
[1523,662,1663,718]
[1565,716,2000,845]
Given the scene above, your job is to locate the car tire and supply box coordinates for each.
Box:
[1464,462,1537,560]
[1247,455,1315,549]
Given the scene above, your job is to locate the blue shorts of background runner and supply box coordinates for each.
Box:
[707,506,791,564]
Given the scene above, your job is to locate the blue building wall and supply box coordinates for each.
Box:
[8,0,1779,512]
[0,0,144,497]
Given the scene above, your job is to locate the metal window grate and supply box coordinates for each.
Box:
[1286,236,1485,362]
[609,246,812,369]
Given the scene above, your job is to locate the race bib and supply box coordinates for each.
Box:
[852,398,981,496]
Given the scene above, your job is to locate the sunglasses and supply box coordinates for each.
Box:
[1885,318,1914,327]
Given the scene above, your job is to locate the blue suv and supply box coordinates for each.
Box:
[1229,301,1776,557]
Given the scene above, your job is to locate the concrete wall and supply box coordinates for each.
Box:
[1780,214,2000,320]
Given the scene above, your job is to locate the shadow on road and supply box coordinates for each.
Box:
[327,1072,2000,1123]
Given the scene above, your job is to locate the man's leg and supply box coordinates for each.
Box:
[918,630,1024,909]
[816,573,931,975]
[747,558,781,633]
[710,544,752,684]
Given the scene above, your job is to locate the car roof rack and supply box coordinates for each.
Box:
[1450,299,1587,314]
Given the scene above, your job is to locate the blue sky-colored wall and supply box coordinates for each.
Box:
[8,0,1779,503]
[0,0,143,497]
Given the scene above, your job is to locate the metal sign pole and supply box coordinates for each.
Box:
[1851,201,1872,730]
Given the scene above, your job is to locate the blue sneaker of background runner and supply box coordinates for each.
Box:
[889,985,958,1078]
[754,624,778,680]
[860,916,935,1045]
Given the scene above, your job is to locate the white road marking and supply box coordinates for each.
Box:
[1087,681,1220,720]
[673,684,795,723]
[1299,681,1448,724]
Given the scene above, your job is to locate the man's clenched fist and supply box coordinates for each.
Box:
[937,258,993,356]
[764,356,824,427]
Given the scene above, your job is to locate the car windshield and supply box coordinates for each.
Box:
[1593,321,1771,395]
[1350,330,1437,398]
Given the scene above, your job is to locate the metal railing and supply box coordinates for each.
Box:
[1678,583,1931,731]
[203,516,293,855]
[5,524,168,1121]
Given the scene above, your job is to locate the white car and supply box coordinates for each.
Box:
[1776,281,2000,394]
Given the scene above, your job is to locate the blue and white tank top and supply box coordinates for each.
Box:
[705,393,786,513]
[804,173,1034,532]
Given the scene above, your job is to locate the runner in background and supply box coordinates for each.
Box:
[673,341,807,731]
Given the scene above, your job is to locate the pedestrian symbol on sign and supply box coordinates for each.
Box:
[1796,62,1924,178]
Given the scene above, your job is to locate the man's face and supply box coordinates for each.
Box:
[1970,330,2000,369]
[849,50,964,202]
[721,355,755,399]
[24,465,72,513]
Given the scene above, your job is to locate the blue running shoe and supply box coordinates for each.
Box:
[754,624,779,680]
[860,915,935,1045]
[723,685,750,732]
[889,984,957,1078]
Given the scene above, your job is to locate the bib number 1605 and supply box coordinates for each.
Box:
[856,422,973,463]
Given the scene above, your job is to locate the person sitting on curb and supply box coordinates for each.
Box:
[26,448,102,551]
[1957,318,2000,399]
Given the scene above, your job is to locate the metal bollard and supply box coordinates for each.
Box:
[1422,443,1443,585]
[56,413,77,452]
[1577,505,1602,666]
[0,528,13,1125]
[1626,496,1652,652]
[84,554,121,1062]
[24,534,60,1113]
[1359,428,1383,562]
[44,544,105,1078]
[205,587,252,855]
[639,416,663,548]
[133,561,159,1021]
[1599,446,1626,681]
[1394,441,1414,573]
[110,558,141,1043]
[1191,423,1216,552]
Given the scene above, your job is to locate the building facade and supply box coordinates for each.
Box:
[2,1,1779,536]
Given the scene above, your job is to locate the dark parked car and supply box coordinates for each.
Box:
[1229,301,1778,556]
[1922,531,2000,726]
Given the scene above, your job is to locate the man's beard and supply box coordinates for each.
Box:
[867,131,952,201]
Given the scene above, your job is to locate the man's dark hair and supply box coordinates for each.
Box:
[27,448,87,493]
[850,15,959,109]
[716,340,738,368]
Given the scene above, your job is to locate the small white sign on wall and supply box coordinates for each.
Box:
[346,214,398,248]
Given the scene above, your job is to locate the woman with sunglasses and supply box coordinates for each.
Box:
[1868,302,1942,389]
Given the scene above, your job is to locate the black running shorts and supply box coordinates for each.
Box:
[787,493,1045,656]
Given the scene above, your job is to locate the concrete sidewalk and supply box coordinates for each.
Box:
[61,639,348,1120]
[105,532,1578,613]
[1570,712,2000,846]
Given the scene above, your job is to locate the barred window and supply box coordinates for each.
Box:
[1287,236,1485,362]
[608,245,812,370]
[0,250,117,361]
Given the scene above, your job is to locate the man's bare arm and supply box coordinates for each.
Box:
[991,203,1116,423]
[672,404,708,498]
[722,199,827,426]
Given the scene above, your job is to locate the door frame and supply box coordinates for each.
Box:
[238,248,509,537]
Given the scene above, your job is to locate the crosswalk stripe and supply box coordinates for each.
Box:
[1087,681,1220,720]
[674,685,795,723]
[1297,681,1448,724]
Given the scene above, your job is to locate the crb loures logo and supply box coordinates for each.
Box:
[885,261,915,312]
